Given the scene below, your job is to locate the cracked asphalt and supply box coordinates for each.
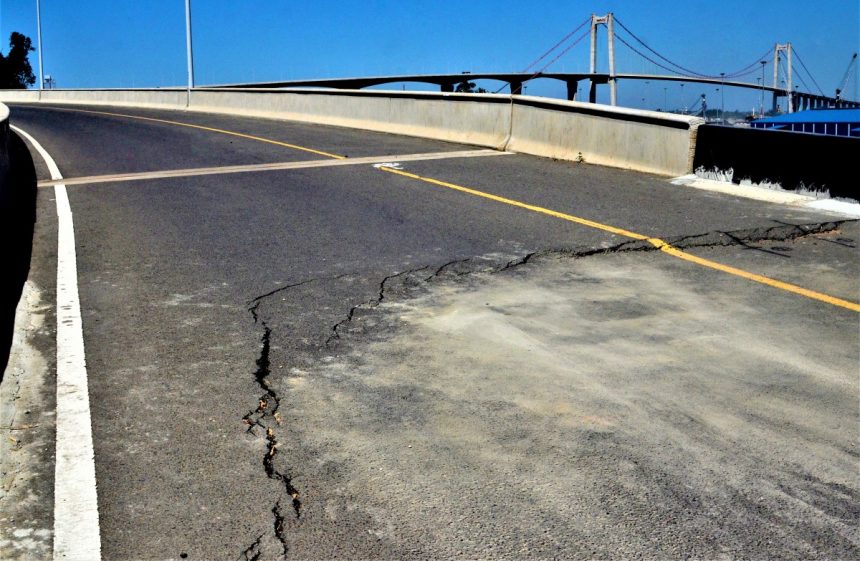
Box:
[1,104,858,560]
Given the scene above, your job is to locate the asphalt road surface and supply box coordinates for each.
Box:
[0,104,857,561]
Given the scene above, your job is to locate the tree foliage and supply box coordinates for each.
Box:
[455,80,488,94]
[0,33,37,89]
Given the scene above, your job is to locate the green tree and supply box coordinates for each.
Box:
[0,32,37,89]
[455,80,488,94]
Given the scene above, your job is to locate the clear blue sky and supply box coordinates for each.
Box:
[1,0,857,111]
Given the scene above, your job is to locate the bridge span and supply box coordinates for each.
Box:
[207,72,859,111]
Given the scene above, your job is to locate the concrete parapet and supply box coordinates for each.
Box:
[507,96,702,176]
[0,103,10,178]
[192,89,512,150]
[0,88,703,176]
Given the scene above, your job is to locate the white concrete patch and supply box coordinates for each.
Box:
[805,198,860,218]
[670,174,815,204]
[670,174,860,218]
[0,281,53,561]
[11,126,102,561]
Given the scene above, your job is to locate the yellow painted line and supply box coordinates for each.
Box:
[654,242,860,312]
[378,167,652,241]
[23,103,856,312]
[17,105,347,160]
[379,166,860,313]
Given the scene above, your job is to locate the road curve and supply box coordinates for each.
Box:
[0,103,857,561]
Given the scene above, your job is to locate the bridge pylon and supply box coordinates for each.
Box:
[772,43,794,113]
[589,13,617,105]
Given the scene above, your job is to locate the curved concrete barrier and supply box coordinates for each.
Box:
[0,88,703,176]
[0,99,9,209]
[0,103,10,179]
[192,89,512,150]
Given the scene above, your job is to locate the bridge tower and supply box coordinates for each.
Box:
[772,43,794,113]
[589,13,617,106]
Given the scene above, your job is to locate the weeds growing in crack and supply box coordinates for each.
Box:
[241,325,278,435]
[240,314,302,557]
[265,426,302,518]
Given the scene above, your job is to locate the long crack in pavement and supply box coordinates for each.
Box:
[235,219,855,559]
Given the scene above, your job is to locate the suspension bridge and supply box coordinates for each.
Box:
[208,13,858,113]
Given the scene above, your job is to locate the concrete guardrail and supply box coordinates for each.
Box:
[0,102,11,208]
[0,89,703,176]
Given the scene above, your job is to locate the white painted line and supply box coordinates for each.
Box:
[11,125,102,561]
[36,149,511,188]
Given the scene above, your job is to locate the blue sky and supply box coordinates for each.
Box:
[1,0,857,111]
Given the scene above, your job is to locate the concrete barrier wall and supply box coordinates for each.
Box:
[0,88,186,109]
[0,103,10,181]
[507,97,700,176]
[192,90,511,149]
[0,88,703,176]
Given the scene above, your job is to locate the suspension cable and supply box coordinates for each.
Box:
[793,70,814,95]
[521,17,591,73]
[792,48,826,96]
[614,33,697,77]
[613,17,711,77]
[534,28,592,74]
[721,51,773,79]
[614,16,771,80]
[495,27,592,94]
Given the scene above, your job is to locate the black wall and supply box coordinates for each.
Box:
[0,131,37,377]
[693,125,858,201]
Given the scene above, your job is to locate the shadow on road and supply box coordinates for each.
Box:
[0,132,38,379]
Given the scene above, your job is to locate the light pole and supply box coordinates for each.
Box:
[756,77,762,117]
[680,83,685,114]
[663,86,667,111]
[714,87,719,121]
[36,0,44,94]
[720,72,725,123]
[185,0,195,106]
[760,61,766,117]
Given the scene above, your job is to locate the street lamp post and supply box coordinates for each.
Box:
[714,87,719,121]
[680,83,685,114]
[720,72,725,123]
[760,61,766,117]
[185,0,195,106]
[663,86,667,111]
[756,77,762,117]
[36,0,44,94]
